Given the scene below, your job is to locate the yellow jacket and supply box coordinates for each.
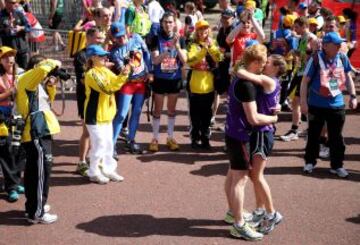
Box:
[187,41,223,94]
[16,59,61,142]
[84,66,128,125]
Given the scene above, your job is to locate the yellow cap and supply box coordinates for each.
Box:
[0,46,16,59]
[283,15,297,28]
[195,20,210,30]
[337,15,346,24]
[308,17,318,26]
[244,0,256,9]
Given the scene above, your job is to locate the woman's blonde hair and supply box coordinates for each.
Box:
[240,44,268,68]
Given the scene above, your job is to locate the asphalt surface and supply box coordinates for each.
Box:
[1,8,360,245]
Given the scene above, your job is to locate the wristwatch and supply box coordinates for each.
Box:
[350,94,357,99]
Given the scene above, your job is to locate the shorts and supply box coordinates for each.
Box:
[151,78,182,94]
[288,75,302,97]
[225,135,251,170]
[49,13,63,29]
[250,131,274,160]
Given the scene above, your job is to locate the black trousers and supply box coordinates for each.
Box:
[0,138,22,193]
[189,92,214,142]
[23,136,53,219]
[304,106,346,169]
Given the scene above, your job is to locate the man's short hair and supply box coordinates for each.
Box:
[294,16,309,27]
[86,26,101,37]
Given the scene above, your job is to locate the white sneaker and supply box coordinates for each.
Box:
[319,144,330,159]
[280,130,299,142]
[330,168,349,178]
[103,172,124,182]
[89,174,110,184]
[27,213,58,224]
[25,204,51,218]
[303,164,315,174]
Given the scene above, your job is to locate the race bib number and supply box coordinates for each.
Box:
[160,57,178,73]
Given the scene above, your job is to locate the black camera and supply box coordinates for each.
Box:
[123,51,135,66]
[8,114,25,153]
[48,67,71,81]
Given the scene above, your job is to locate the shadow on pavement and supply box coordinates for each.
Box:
[190,164,360,182]
[137,151,227,165]
[345,214,360,224]
[0,210,30,226]
[49,176,89,187]
[76,214,229,238]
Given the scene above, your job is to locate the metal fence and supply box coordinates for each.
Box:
[30,0,83,29]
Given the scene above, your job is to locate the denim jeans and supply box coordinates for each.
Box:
[113,93,145,143]
[304,106,346,169]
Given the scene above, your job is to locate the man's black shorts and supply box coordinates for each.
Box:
[225,135,251,170]
[250,131,274,160]
[288,75,302,97]
[151,78,182,94]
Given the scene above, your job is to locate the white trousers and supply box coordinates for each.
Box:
[86,123,117,177]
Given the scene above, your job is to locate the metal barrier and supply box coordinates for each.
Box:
[29,0,82,29]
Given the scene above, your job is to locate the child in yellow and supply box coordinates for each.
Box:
[84,44,130,184]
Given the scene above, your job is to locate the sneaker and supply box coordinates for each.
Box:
[25,204,51,218]
[319,144,330,159]
[120,127,129,138]
[76,161,89,176]
[16,185,25,194]
[167,138,179,151]
[258,211,283,234]
[201,139,212,150]
[149,139,159,152]
[8,190,19,202]
[329,168,349,178]
[191,140,201,149]
[224,211,235,224]
[125,140,143,154]
[103,172,124,182]
[280,130,299,142]
[230,223,264,241]
[210,117,216,127]
[27,213,58,224]
[303,163,315,174]
[248,209,266,228]
[89,174,110,184]
[224,210,253,224]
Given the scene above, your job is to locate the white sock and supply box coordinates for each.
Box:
[167,116,175,139]
[152,117,160,140]
[266,212,275,219]
[235,220,245,228]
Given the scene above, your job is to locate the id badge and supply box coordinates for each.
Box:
[329,78,341,97]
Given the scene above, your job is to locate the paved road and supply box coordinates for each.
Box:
[1,8,360,245]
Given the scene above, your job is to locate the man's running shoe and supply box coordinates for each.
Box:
[248,208,266,228]
[319,144,330,159]
[280,130,299,142]
[25,204,51,218]
[258,211,283,234]
[330,168,349,178]
[76,161,89,176]
[27,213,58,224]
[224,210,254,224]
[89,174,110,184]
[303,163,315,174]
[120,127,129,139]
[103,172,124,182]
[230,222,264,241]
[167,138,179,151]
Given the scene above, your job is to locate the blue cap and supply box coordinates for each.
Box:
[245,39,259,47]
[222,9,235,18]
[322,32,345,45]
[86,44,109,58]
[298,3,307,9]
[236,5,244,16]
[111,22,126,38]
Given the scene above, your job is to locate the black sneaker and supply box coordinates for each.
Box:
[201,139,212,150]
[125,141,143,154]
[191,140,201,149]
